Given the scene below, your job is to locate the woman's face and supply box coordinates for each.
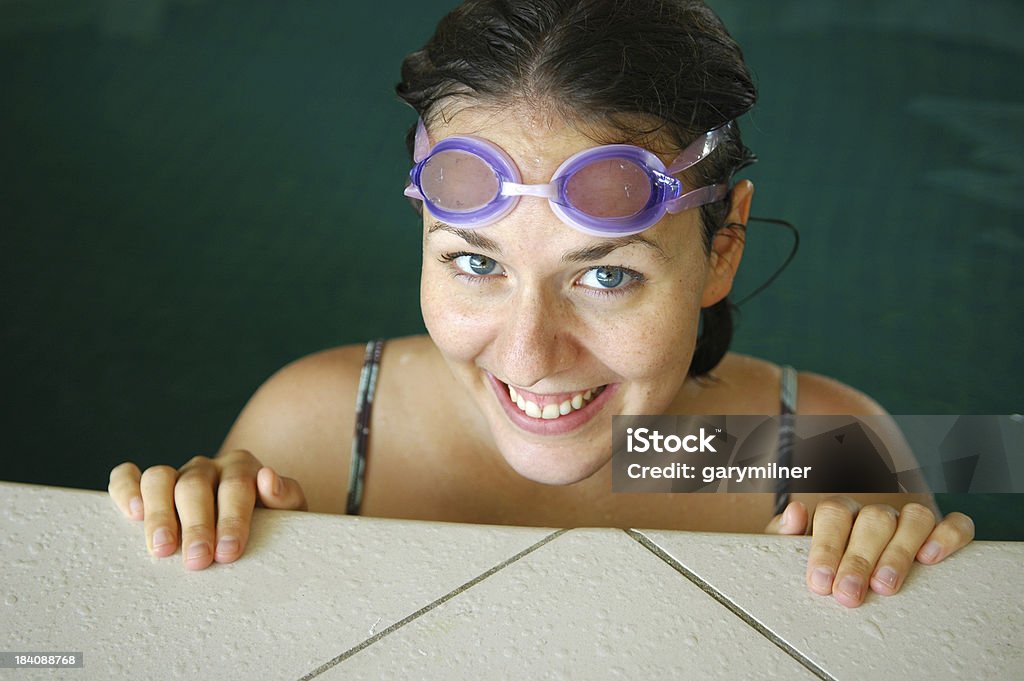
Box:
[419,106,747,485]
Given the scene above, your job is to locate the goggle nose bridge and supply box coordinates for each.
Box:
[500,181,560,200]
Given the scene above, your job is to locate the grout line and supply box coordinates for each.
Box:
[624,529,837,681]
[296,528,570,680]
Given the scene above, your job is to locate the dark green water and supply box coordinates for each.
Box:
[2,1,1021,538]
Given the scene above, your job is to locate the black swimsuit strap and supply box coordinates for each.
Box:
[346,339,384,515]
[773,365,798,517]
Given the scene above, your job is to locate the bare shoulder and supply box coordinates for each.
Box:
[710,354,934,510]
[696,353,887,416]
[217,342,371,514]
[794,371,887,416]
[216,335,444,514]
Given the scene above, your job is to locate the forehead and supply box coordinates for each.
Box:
[427,102,680,169]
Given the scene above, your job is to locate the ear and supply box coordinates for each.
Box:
[701,180,754,307]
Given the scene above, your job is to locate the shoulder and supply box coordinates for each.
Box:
[216,343,368,513]
[792,371,887,416]
[697,353,887,416]
[225,343,369,443]
[257,344,369,399]
[217,335,442,513]
[223,335,441,429]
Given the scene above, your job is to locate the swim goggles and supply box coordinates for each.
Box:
[404,119,731,236]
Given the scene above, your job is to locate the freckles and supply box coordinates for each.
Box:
[616,296,700,378]
[422,282,497,362]
[421,277,459,349]
[582,310,680,380]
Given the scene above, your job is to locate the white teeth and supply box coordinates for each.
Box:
[507,384,604,420]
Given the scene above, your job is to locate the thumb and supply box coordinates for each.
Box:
[765,501,808,535]
[256,466,308,511]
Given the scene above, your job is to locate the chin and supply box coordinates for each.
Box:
[495,437,610,486]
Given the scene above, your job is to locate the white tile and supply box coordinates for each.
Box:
[0,482,555,680]
[322,528,819,680]
[636,529,1024,680]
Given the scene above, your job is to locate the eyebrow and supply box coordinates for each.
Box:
[427,221,670,262]
[560,235,670,263]
[427,222,504,256]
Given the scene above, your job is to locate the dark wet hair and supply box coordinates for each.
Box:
[396,0,757,376]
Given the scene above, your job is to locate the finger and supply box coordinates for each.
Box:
[764,501,808,535]
[256,467,308,512]
[916,511,975,565]
[108,462,144,520]
[832,504,898,607]
[869,503,936,595]
[174,456,219,570]
[212,454,262,564]
[806,496,861,596]
[139,465,180,558]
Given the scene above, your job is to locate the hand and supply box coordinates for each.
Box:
[765,497,975,607]
[108,450,307,570]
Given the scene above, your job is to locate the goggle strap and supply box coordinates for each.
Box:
[666,122,731,175]
[404,184,424,200]
[413,118,431,163]
[665,183,729,214]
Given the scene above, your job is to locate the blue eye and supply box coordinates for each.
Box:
[453,253,504,277]
[580,266,633,289]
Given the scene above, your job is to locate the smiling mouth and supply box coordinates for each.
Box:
[506,383,608,420]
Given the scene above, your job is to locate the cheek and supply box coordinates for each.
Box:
[592,217,712,381]
[420,263,495,363]
[588,268,706,381]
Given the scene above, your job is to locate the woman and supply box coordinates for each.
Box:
[107,0,974,608]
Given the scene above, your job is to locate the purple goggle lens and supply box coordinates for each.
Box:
[404,120,731,236]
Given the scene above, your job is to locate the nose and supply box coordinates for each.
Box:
[493,283,579,389]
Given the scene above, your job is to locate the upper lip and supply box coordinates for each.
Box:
[494,376,606,403]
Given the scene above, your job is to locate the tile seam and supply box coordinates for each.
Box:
[295,527,570,681]
[624,529,837,681]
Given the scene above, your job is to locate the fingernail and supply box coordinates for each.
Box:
[920,541,942,562]
[838,575,863,601]
[129,496,143,518]
[152,527,173,549]
[874,566,899,590]
[216,537,239,557]
[811,567,834,592]
[273,473,282,496]
[186,541,210,561]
